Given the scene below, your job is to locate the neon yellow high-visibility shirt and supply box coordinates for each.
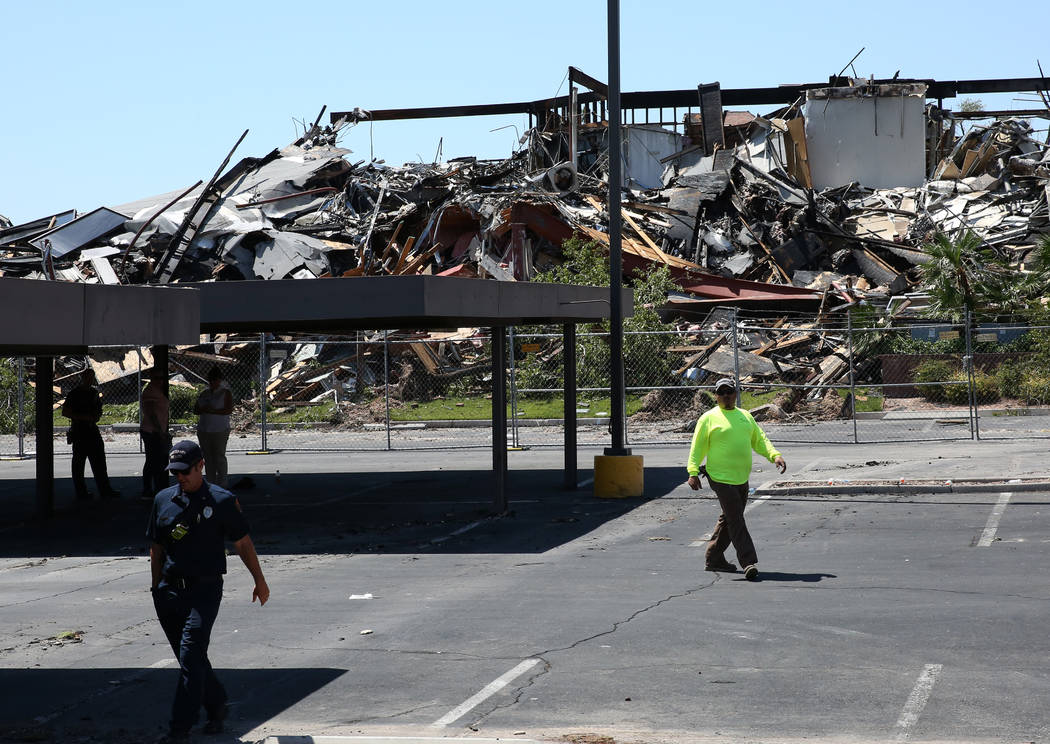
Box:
[687,405,781,486]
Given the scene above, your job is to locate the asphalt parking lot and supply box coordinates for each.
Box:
[1,440,1049,744]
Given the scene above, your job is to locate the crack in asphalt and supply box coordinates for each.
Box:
[461,575,722,727]
[336,701,442,726]
[0,570,137,609]
[264,643,496,660]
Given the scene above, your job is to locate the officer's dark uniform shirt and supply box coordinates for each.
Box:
[147,482,249,579]
[65,384,102,433]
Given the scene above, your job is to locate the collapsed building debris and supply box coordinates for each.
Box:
[2,69,1048,421]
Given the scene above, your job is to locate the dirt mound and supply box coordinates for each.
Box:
[336,396,403,429]
[629,387,713,423]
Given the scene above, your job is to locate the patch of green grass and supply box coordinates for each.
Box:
[841,387,884,413]
[264,402,339,425]
[54,403,139,427]
[738,387,884,413]
[740,389,779,408]
[391,395,646,421]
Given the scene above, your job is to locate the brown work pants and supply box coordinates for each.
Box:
[706,478,757,568]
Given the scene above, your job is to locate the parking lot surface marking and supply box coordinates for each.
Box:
[432,658,541,727]
[893,663,942,741]
[978,492,1012,546]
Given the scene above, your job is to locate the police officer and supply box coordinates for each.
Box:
[148,440,269,742]
[62,367,120,500]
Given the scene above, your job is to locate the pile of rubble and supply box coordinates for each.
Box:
[2,75,1048,417]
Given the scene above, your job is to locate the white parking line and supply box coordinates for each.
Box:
[429,519,487,545]
[799,458,823,472]
[894,663,942,741]
[433,658,541,727]
[746,482,775,512]
[978,492,1012,547]
[149,658,176,668]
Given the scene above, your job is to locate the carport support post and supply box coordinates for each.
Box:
[35,357,54,519]
[491,326,508,512]
[563,323,577,489]
[592,0,643,500]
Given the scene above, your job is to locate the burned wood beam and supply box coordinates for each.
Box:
[697,82,725,155]
[569,66,608,99]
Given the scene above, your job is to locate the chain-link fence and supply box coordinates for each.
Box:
[3,313,1050,457]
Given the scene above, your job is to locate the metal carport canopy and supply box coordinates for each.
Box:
[186,276,634,510]
[187,276,629,333]
[0,278,198,356]
[0,277,200,517]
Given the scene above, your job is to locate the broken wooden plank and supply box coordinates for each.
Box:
[393,236,418,274]
[379,221,404,267]
[397,241,442,275]
[407,342,442,374]
[621,211,669,264]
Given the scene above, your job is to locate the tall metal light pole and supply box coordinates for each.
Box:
[605,0,629,457]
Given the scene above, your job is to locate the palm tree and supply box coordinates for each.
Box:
[921,232,1050,320]
[920,230,984,320]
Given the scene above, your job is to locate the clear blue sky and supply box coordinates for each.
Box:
[1,0,1046,225]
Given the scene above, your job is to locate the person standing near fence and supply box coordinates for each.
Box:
[62,367,120,500]
[195,366,233,488]
[140,366,171,500]
[686,377,786,581]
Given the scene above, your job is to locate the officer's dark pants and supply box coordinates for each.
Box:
[153,580,227,734]
[141,431,171,496]
[70,425,114,499]
[706,478,758,568]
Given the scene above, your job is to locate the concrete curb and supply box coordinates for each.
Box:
[262,734,546,738]
[755,478,1050,496]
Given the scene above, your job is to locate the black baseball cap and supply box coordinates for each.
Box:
[714,377,737,393]
[166,440,203,471]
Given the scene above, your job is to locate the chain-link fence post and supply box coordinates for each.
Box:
[731,308,741,406]
[965,310,978,440]
[847,308,859,444]
[508,325,519,448]
[259,333,268,453]
[17,357,25,458]
[384,330,391,451]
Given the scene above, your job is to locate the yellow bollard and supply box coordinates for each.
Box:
[593,454,644,499]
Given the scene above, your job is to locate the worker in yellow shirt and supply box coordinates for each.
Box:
[687,377,786,581]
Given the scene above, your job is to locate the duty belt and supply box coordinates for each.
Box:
[164,575,222,589]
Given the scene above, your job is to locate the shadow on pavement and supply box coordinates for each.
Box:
[0,666,345,744]
[0,466,698,558]
[749,571,838,582]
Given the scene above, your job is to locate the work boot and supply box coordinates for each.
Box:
[202,702,229,735]
[705,557,738,572]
